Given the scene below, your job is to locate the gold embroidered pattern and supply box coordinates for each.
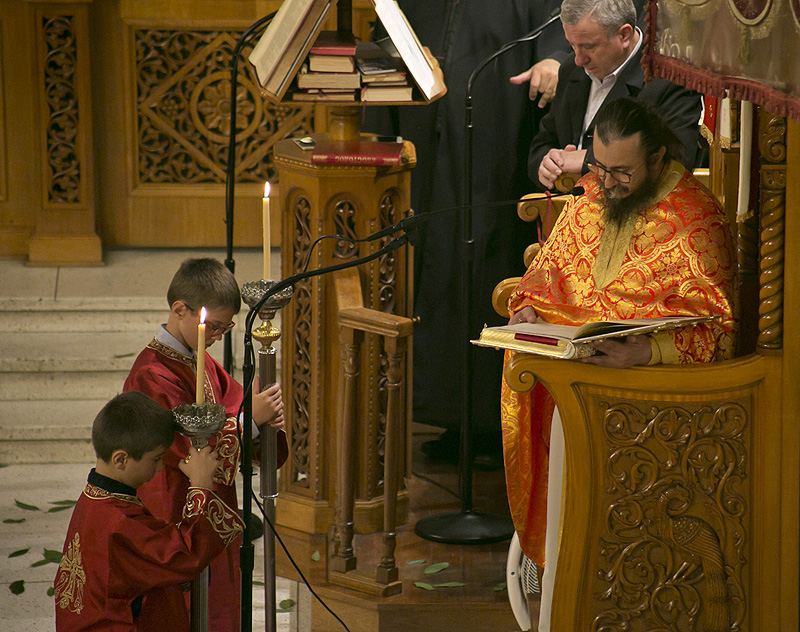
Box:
[183,488,244,546]
[83,483,143,506]
[54,533,86,614]
[213,417,241,486]
[147,338,194,368]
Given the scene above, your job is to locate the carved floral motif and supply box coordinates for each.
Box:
[135,29,314,184]
[290,197,313,487]
[42,15,81,204]
[594,400,748,631]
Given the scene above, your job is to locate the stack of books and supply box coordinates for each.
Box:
[356,40,413,102]
[293,31,359,102]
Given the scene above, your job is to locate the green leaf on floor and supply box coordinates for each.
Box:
[49,500,77,506]
[406,559,427,565]
[48,506,73,513]
[9,548,30,558]
[31,548,63,567]
[423,562,449,575]
[0,463,8,468]
[15,500,40,511]
[279,599,295,611]
[433,582,466,588]
[253,580,264,586]
[414,582,436,590]
[3,518,26,524]
[9,580,25,595]
[493,582,507,592]
[311,550,321,562]
[114,352,136,359]
[47,587,55,597]
[44,548,63,563]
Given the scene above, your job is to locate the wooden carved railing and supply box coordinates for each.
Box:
[328,268,413,597]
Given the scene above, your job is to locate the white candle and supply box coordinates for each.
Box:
[737,100,753,222]
[196,307,206,404]
[263,182,271,280]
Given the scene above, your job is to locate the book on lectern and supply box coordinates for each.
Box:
[248,0,445,104]
[472,316,718,360]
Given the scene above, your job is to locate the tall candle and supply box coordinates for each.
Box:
[736,100,753,222]
[262,182,271,280]
[195,307,207,404]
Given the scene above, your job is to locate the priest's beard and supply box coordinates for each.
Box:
[600,172,660,227]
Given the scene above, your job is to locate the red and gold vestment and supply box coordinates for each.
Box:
[54,472,243,632]
[502,162,735,564]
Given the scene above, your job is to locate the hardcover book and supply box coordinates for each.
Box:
[308,139,408,166]
[309,30,357,56]
[296,68,361,90]
[248,0,333,102]
[472,316,717,360]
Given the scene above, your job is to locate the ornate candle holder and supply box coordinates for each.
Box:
[241,278,293,632]
[173,402,227,448]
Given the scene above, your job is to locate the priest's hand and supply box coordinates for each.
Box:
[538,145,585,189]
[509,58,561,108]
[179,446,220,490]
[581,334,652,368]
[252,378,285,430]
[509,306,539,325]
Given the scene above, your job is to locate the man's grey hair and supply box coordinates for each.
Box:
[560,0,637,37]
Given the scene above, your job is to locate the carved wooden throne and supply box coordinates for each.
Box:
[492,112,800,631]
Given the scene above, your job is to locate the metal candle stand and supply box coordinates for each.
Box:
[241,279,293,632]
[173,402,228,632]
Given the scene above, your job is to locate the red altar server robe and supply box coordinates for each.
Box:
[123,339,246,632]
[54,469,244,632]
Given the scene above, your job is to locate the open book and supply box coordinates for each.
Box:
[472,316,717,360]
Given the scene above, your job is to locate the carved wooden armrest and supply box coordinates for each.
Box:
[337,307,414,339]
[492,277,522,318]
[555,172,580,193]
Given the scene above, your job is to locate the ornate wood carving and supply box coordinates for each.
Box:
[134,28,314,185]
[592,398,749,632]
[290,196,313,489]
[757,111,786,351]
[41,14,82,204]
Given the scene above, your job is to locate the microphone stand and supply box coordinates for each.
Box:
[221,11,277,376]
[238,234,411,632]
[415,11,561,544]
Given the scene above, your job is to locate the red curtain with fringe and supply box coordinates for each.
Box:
[642,0,800,122]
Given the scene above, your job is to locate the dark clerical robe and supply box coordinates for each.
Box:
[54,469,243,632]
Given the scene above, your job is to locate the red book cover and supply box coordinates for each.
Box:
[309,139,405,166]
[309,30,357,56]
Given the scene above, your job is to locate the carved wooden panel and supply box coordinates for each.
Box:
[134,28,314,186]
[40,13,84,204]
[588,395,749,632]
[757,111,786,351]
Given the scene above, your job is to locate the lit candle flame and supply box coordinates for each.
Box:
[199,306,207,324]
[263,182,270,199]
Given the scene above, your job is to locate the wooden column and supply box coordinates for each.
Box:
[273,133,414,537]
[27,0,102,265]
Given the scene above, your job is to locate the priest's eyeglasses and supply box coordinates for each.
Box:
[587,159,645,184]
[184,304,236,335]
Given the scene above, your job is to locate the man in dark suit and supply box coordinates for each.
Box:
[530,0,702,190]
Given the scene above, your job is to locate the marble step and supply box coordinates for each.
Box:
[0,400,100,464]
[0,297,165,333]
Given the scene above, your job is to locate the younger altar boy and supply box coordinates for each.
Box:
[54,391,243,632]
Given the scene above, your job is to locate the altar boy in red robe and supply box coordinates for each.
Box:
[123,257,287,632]
[54,391,244,632]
